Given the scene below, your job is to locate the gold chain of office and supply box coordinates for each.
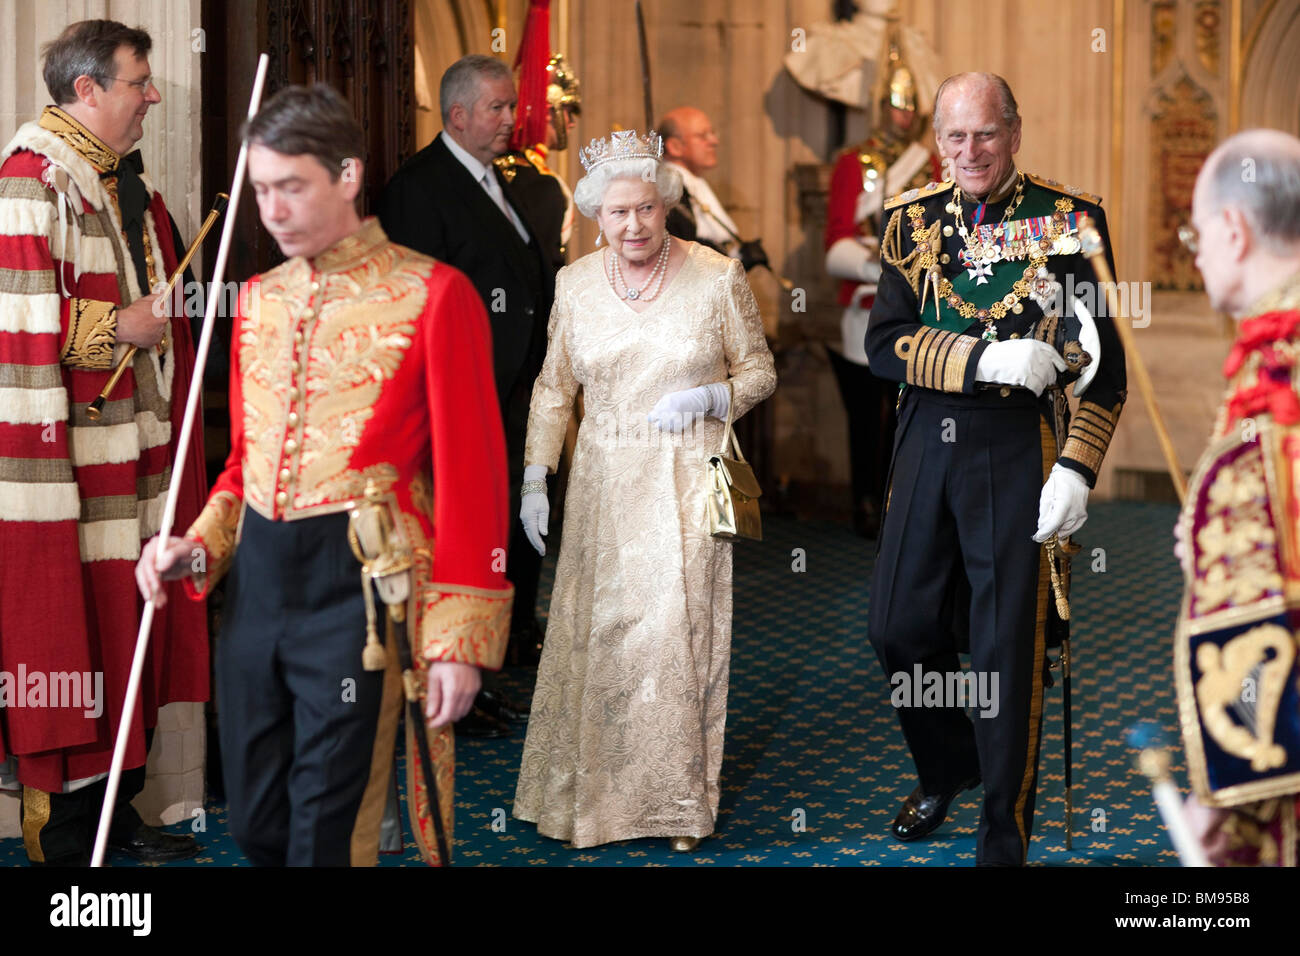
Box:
[907,194,1075,326]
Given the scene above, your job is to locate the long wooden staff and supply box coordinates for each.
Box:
[87,193,229,420]
[92,54,270,867]
[635,1,653,135]
[1078,219,1186,502]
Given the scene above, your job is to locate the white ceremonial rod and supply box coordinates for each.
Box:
[1139,746,1212,868]
[92,54,270,868]
[1151,779,1211,868]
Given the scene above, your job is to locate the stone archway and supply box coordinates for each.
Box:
[1240,0,1300,133]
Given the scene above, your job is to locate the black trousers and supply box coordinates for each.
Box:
[21,739,149,866]
[217,509,384,866]
[869,387,1050,866]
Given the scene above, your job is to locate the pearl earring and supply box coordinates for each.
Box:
[595,231,604,247]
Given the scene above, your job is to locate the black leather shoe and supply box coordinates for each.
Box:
[453,704,511,739]
[891,775,981,842]
[108,824,200,863]
[478,687,529,723]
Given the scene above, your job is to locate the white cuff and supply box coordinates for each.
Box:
[703,382,731,420]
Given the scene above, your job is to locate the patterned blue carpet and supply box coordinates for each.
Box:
[1,501,1187,867]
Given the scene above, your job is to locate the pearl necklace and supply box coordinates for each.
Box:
[607,237,671,301]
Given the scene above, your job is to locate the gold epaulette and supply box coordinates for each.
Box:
[522,147,555,178]
[494,149,558,184]
[492,153,529,184]
[492,154,526,170]
[1025,172,1103,207]
[884,179,953,211]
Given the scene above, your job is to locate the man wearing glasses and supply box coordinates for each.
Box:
[0,19,207,865]
[1176,129,1300,867]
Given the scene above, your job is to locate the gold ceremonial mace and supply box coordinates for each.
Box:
[1077,218,1186,502]
[86,193,229,421]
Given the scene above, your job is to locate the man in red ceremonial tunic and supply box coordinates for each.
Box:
[824,56,942,538]
[0,20,207,866]
[1177,129,1300,866]
[140,84,514,866]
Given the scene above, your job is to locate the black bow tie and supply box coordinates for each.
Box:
[102,150,151,293]
[102,150,148,228]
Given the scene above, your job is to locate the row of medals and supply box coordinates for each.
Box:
[948,178,1082,270]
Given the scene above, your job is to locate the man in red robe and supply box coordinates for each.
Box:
[139,83,513,866]
[1177,128,1300,866]
[0,19,208,866]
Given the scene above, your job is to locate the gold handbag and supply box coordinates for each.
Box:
[705,382,762,541]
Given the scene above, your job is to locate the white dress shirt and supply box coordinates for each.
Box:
[440,130,530,243]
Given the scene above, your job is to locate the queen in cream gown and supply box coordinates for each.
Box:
[513,137,776,849]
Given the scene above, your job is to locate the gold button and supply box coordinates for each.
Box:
[284,438,298,454]
[288,411,300,427]
[999,386,1011,397]
[310,281,321,293]
[1009,333,1020,340]
[275,491,288,506]
[302,309,315,321]
[940,253,951,264]
[942,225,954,237]
[294,330,304,344]
[279,467,291,482]
[288,387,301,401]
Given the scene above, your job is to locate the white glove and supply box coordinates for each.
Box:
[825,236,882,284]
[520,464,549,556]
[647,382,730,433]
[1034,463,1089,543]
[975,339,1067,397]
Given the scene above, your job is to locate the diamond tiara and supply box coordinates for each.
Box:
[578,129,664,172]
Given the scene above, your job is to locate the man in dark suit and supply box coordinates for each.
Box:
[379,54,554,735]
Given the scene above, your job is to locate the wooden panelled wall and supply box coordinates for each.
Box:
[201,0,414,281]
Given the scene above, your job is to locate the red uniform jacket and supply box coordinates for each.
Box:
[184,218,513,864]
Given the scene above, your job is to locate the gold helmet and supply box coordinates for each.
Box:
[887,61,916,112]
[879,38,917,113]
[545,54,582,151]
[546,54,581,114]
